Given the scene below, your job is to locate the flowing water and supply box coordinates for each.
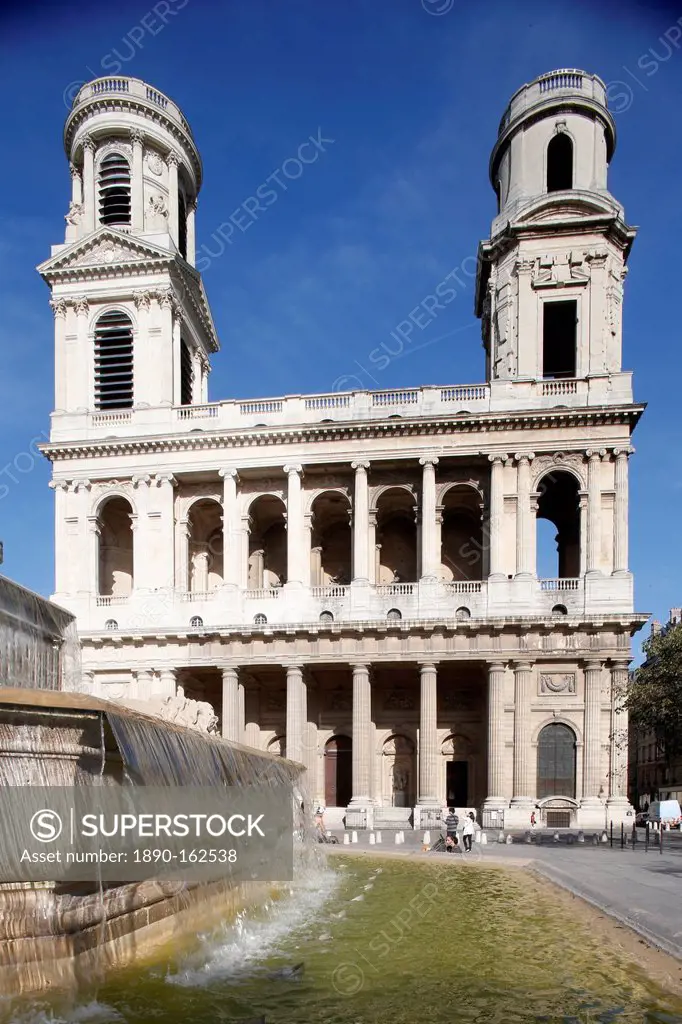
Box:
[3,855,682,1024]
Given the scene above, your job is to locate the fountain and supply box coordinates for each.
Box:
[0,575,304,997]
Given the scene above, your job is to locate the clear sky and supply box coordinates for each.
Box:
[1,0,680,657]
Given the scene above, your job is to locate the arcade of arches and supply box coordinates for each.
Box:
[160,656,629,829]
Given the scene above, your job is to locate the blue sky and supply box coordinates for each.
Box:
[1,0,680,656]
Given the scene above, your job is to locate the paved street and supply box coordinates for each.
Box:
[326,828,682,960]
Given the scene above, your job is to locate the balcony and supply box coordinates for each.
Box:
[497,69,608,138]
[67,78,195,141]
[49,374,635,445]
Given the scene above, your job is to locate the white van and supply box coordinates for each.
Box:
[648,799,682,829]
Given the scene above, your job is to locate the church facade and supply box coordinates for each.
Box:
[40,69,645,830]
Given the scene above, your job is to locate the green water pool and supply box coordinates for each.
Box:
[5,856,682,1023]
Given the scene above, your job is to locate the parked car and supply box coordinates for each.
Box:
[635,811,650,827]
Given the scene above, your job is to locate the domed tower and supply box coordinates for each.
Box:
[475,69,636,399]
[39,77,218,417]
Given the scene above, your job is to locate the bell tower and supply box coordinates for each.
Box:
[39,78,218,419]
[475,69,636,402]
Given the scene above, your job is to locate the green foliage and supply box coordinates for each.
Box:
[626,622,682,764]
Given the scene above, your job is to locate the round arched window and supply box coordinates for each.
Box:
[386,608,402,621]
[551,604,568,617]
[104,619,118,631]
[455,606,471,621]
[319,610,334,622]
[190,616,204,628]
[254,613,267,625]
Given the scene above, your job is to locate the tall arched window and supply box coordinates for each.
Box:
[98,152,131,225]
[546,133,573,192]
[94,310,134,409]
[178,190,187,259]
[537,723,577,799]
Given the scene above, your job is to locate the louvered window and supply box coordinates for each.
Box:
[180,339,193,405]
[98,153,131,226]
[94,311,133,409]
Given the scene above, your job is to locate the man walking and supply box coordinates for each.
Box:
[444,807,459,852]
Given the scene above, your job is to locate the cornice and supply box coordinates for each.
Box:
[41,402,645,462]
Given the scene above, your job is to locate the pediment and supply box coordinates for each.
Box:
[513,191,621,228]
[38,229,174,280]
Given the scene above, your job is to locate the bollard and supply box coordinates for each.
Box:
[497,830,505,844]
[601,831,608,844]
[369,832,376,845]
[645,823,649,853]
[631,824,637,849]
[395,832,401,845]
[525,830,532,844]
[609,822,613,848]
[481,832,487,845]
[423,831,431,846]
[352,831,358,844]
[567,833,574,845]
[660,824,663,855]
[376,831,382,844]
[577,830,585,844]
[620,823,624,850]
[553,832,560,843]
[343,833,350,845]
[506,834,513,845]
[592,833,599,845]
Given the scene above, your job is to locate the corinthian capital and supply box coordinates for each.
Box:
[50,298,68,319]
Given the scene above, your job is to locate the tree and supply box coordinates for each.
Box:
[626,622,682,766]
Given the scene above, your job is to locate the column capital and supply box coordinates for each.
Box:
[74,296,89,316]
[166,150,180,167]
[283,463,303,476]
[583,658,604,671]
[131,474,151,489]
[50,298,68,319]
[81,133,95,152]
[418,661,439,671]
[586,448,607,460]
[613,446,634,458]
[350,661,370,672]
[487,660,506,671]
[133,289,153,310]
[69,162,80,179]
[513,451,535,463]
[419,456,439,468]
[219,466,239,481]
[610,659,630,672]
[284,661,305,672]
[130,127,145,146]
[351,460,370,472]
[488,452,508,464]
[512,660,534,672]
[154,473,176,488]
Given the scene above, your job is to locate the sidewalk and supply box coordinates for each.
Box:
[325,829,682,961]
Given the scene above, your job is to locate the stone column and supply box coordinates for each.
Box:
[607,660,631,807]
[419,457,439,580]
[70,162,83,206]
[50,300,68,412]
[130,128,144,232]
[613,448,632,575]
[244,679,261,749]
[579,492,588,576]
[130,475,151,591]
[582,659,604,803]
[136,669,153,702]
[74,297,90,410]
[172,311,182,407]
[221,667,240,742]
[352,461,370,582]
[484,662,506,808]
[167,151,180,245]
[350,663,372,804]
[511,661,533,805]
[187,199,197,266]
[418,663,439,806]
[238,678,246,742]
[219,467,240,588]
[286,664,304,763]
[283,464,304,586]
[488,453,507,578]
[514,452,535,577]
[157,667,176,699]
[82,135,95,233]
[586,449,605,575]
[87,515,101,597]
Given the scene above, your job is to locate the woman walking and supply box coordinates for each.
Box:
[462,812,475,852]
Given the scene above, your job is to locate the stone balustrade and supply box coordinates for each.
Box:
[69,78,194,139]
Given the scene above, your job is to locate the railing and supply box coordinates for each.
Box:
[541,379,579,396]
[305,395,351,411]
[91,78,129,95]
[179,590,219,601]
[96,595,129,606]
[310,585,349,598]
[538,69,584,92]
[239,400,283,416]
[69,79,195,141]
[445,581,483,593]
[245,588,281,599]
[177,405,219,420]
[146,86,168,109]
[90,410,132,426]
[376,583,416,596]
[540,579,581,591]
[372,389,420,407]
[440,385,488,403]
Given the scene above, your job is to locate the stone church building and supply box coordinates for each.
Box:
[40,69,646,830]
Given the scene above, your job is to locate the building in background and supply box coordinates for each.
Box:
[39,70,647,829]
[628,610,682,809]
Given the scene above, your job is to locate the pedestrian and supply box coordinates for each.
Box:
[444,806,459,852]
[462,812,475,852]
[530,810,536,830]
